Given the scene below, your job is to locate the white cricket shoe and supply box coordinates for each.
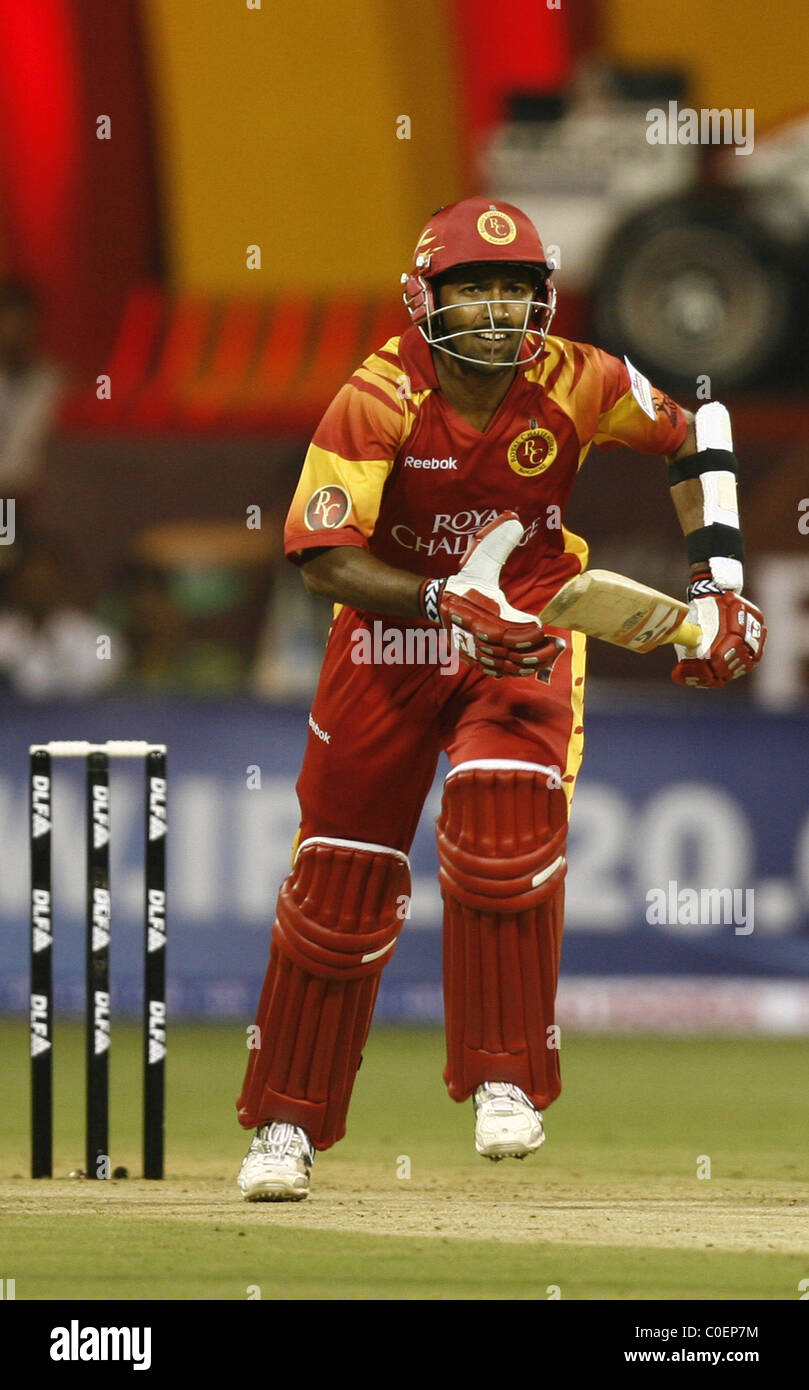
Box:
[237,1121,315,1201]
[474,1081,545,1161]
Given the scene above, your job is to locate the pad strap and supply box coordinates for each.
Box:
[686,523,745,566]
[668,447,738,486]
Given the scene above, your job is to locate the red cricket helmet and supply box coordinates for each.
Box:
[401,197,556,366]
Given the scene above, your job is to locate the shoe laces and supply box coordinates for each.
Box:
[257,1121,314,1164]
[476,1082,537,1111]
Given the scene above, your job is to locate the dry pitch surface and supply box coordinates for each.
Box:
[1,1023,806,1300]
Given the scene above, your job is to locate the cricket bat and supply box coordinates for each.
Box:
[539,569,701,653]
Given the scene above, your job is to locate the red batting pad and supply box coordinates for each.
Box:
[437,764,567,1108]
[237,838,410,1148]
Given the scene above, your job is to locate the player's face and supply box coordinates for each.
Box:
[435,269,537,371]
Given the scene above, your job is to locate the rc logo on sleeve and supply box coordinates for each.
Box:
[507,427,558,477]
[304,485,352,531]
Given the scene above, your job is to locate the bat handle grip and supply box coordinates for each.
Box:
[668,619,702,650]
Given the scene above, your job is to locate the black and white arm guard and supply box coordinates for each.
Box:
[668,402,744,597]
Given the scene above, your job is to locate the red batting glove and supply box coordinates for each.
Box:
[419,512,566,681]
[671,588,766,688]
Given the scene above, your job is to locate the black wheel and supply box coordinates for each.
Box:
[592,196,797,394]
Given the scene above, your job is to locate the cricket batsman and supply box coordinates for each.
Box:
[236,196,766,1200]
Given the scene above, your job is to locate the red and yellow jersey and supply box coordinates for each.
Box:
[284,325,688,610]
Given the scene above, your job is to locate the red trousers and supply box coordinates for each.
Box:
[237,607,586,1142]
[296,607,585,849]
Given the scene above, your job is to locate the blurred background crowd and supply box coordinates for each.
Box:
[0,0,807,708]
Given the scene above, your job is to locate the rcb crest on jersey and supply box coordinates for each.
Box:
[507,427,558,477]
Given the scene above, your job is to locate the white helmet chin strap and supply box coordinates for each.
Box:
[418,288,557,368]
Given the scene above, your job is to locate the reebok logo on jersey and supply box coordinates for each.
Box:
[403,455,458,471]
[308,714,331,744]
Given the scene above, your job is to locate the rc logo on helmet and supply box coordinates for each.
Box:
[304,485,352,531]
[477,209,517,246]
[507,428,558,477]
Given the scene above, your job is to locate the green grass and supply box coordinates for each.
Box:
[5,1218,803,1302]
[1,1022,807,1300]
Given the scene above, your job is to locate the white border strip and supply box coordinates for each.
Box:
[446,758,557,781]
[532,854,566,887]
[295,835,410,869]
